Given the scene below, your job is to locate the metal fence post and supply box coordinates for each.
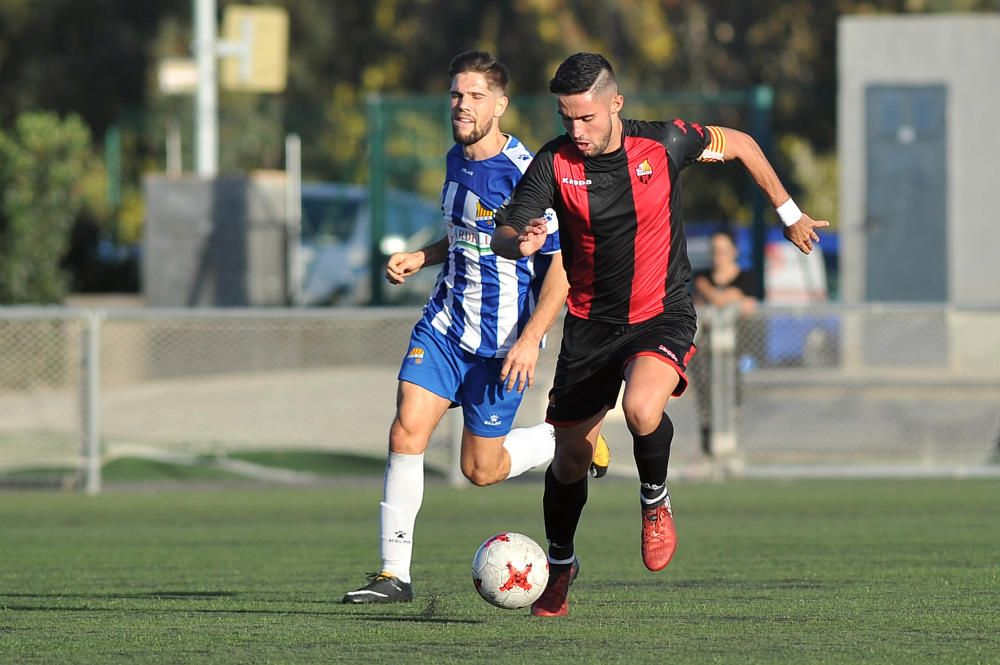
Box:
[445,411,467,488]
[709,306,739,460]
[284,133,302,305]
[82,310,103,495]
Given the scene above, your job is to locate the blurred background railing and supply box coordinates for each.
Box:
[3,303,997,493]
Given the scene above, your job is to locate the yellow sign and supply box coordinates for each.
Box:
[221,5,289,92]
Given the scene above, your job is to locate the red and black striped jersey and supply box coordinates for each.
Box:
[496,118,726,324]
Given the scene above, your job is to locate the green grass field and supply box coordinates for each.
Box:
[1,477,998,664]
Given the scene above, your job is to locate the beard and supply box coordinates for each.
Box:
[582,124,614,157]
[452,115,494,146]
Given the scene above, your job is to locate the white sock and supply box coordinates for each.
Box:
[502,422,556,479]
[379,451,424,583]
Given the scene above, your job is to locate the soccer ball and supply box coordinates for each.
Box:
[471,532,549,609]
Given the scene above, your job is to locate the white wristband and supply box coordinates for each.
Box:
[776,198,802,227]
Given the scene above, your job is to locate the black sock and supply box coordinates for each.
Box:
[631,413,674,503]
[542,465,588,565]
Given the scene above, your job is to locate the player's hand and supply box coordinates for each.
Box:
[385,251,424,285]
[500,336,540,393]
[517,217,548,257]
[783,214,830,255]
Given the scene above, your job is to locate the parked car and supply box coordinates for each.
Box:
[297,183,443,305]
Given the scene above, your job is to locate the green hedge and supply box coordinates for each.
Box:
[0,112,91,304]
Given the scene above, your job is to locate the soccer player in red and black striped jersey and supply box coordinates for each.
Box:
[492,53,828,617]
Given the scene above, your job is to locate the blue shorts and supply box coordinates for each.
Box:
[398,318,526,437]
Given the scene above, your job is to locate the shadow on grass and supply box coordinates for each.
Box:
[344,614,483,625]
[2,591,483,624]
[3,604,484,624]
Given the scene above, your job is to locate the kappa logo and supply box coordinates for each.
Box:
[658,344,678,362]
[635,159,653,184]
[389,530,410,544]
[461,167,475,176]
[483,414,503,427]
[561,176,592,186]
[406,347,425,364]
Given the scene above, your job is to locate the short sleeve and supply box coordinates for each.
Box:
[494,146,557,233]
[663,119,726,171]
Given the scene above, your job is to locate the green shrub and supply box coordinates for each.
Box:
[0,112,92,304]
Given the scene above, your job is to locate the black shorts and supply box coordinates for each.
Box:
[546,309,698,426]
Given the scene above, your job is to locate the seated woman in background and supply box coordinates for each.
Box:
[690,227,761,456]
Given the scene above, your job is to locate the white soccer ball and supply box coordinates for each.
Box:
[471,532,549,609]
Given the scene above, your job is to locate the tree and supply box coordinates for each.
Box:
[0,113,92,304]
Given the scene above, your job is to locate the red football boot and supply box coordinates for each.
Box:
[530,558,579,617]
[641,498,677,571]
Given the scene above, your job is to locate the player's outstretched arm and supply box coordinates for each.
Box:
[385,236,448,285]
[501,251,569,392]
[720,128,830,255]
[491,218,548,259]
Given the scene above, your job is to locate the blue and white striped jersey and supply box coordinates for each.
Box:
[423,134,559,358]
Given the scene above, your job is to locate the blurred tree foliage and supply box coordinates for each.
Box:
[1,0,998,294]
[0,113,92,303]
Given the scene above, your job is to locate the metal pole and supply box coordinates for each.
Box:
[367,93,386,305]
[285,133,302,305]
[82,311,103,495]
[748,85,773,300]
[104,126,122,244]
[448,411,465,488]
[195,0,218,177]
[709,306,738,460]
[166,118,183,176]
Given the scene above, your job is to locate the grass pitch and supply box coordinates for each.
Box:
[1,476,997,664]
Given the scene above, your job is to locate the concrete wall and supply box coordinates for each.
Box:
[143,172,289,306]
[838,14,1000,307]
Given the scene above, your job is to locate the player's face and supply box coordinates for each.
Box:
[450,72,507,146]
[557,88,624,157]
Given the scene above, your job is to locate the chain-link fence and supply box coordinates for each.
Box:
[2,304,998,492]
[691,303,1000,471]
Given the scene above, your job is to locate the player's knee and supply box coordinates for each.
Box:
[621,400,663,436]
[461,459,504,487]
[388,418,429,455]
[552,440,593,481]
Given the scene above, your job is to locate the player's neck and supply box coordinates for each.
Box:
[603,117,624,155]
[462,131,507,161]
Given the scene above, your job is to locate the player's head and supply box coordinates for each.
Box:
[549,53,623,157]
[448,50,510,147]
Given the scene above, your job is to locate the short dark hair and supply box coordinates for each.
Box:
[549,52,616,95]
[711,226,738,246]
[448,50,510,92]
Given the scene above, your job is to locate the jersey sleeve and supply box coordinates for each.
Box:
[494,147,557,233]
[663,119,726,171]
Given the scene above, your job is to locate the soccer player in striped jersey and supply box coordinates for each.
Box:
[493,52,829,616]
[343,51,610,605]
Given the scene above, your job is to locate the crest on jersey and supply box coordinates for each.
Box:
[475,201,495,225]
[635,159,654,184]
